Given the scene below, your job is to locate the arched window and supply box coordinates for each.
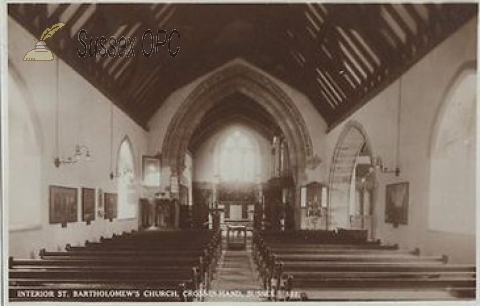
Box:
[117,137,137,219]
[218,130,258,182]
[9,72,42,230]
[429,71,476,234]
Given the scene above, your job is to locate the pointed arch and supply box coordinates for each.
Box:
[328,121,376,233]
[115,135,137,177]
[161,62,313,185]
[116,135,137,219]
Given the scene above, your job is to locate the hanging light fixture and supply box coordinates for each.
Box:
[110,168,134,180]
[54,145,92,167]
[53,57,92,168]
[370,156,400,176]
[368,76,403,177]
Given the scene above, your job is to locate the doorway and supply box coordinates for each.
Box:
[329,122,376,239]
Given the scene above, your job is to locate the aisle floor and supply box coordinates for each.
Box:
[206,244,267,302]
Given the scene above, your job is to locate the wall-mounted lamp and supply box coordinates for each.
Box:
[372,156,400,176]
[54,145,92,168]
[110,167,134,180]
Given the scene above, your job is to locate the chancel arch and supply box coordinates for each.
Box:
[328,121,377,238]
[161,63,313,188]
[428,66,476,234]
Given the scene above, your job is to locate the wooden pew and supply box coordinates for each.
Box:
[253,242,410,288]
[282,273,475,301]
[274,253,446,263]
[71,231,222,274]
[268,247,415,255]
[278,262,475,273]
[51,249,217,286]
[260,254,448,294]
[252,230,476,301]
[9,229,222,302]
[12,254,211,290]
[9,260,198,302]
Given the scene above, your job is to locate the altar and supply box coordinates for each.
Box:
[226,224,247,250]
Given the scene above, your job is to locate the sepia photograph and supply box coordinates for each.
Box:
[4,2,478,304]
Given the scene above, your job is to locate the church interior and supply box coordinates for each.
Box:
[6,3,478,302]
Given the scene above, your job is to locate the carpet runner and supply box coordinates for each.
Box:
[206,246,267,302]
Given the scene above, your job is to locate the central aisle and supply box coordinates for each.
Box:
[206,243,266,302]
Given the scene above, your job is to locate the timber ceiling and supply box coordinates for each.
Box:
[9,3,477,130]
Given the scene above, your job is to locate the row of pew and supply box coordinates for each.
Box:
[252,230,476,301]
[9,229,222,302]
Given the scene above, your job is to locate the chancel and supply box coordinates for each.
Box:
[7,3,477,303]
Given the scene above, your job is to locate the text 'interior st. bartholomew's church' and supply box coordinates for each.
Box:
[6,3,478,302]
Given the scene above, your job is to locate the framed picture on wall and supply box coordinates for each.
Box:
[385,182,409,227]
[104,193,118,221]
[143,155,161,187]
[81,187,95,224]
[49,186,78,227]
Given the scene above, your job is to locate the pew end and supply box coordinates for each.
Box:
[286,274,294,300]
[192,266,200,291]
[300,292,308,301]
[177,282,187,302]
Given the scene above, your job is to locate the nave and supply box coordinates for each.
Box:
[9,228,476,302]
[6,3,477,303]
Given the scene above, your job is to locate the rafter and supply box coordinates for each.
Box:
[8,3,477,129]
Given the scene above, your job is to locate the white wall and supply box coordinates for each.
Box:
[324,18,477,263]
[9,72,42,231]
[8,18,148,258]
[428,72,476,234]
